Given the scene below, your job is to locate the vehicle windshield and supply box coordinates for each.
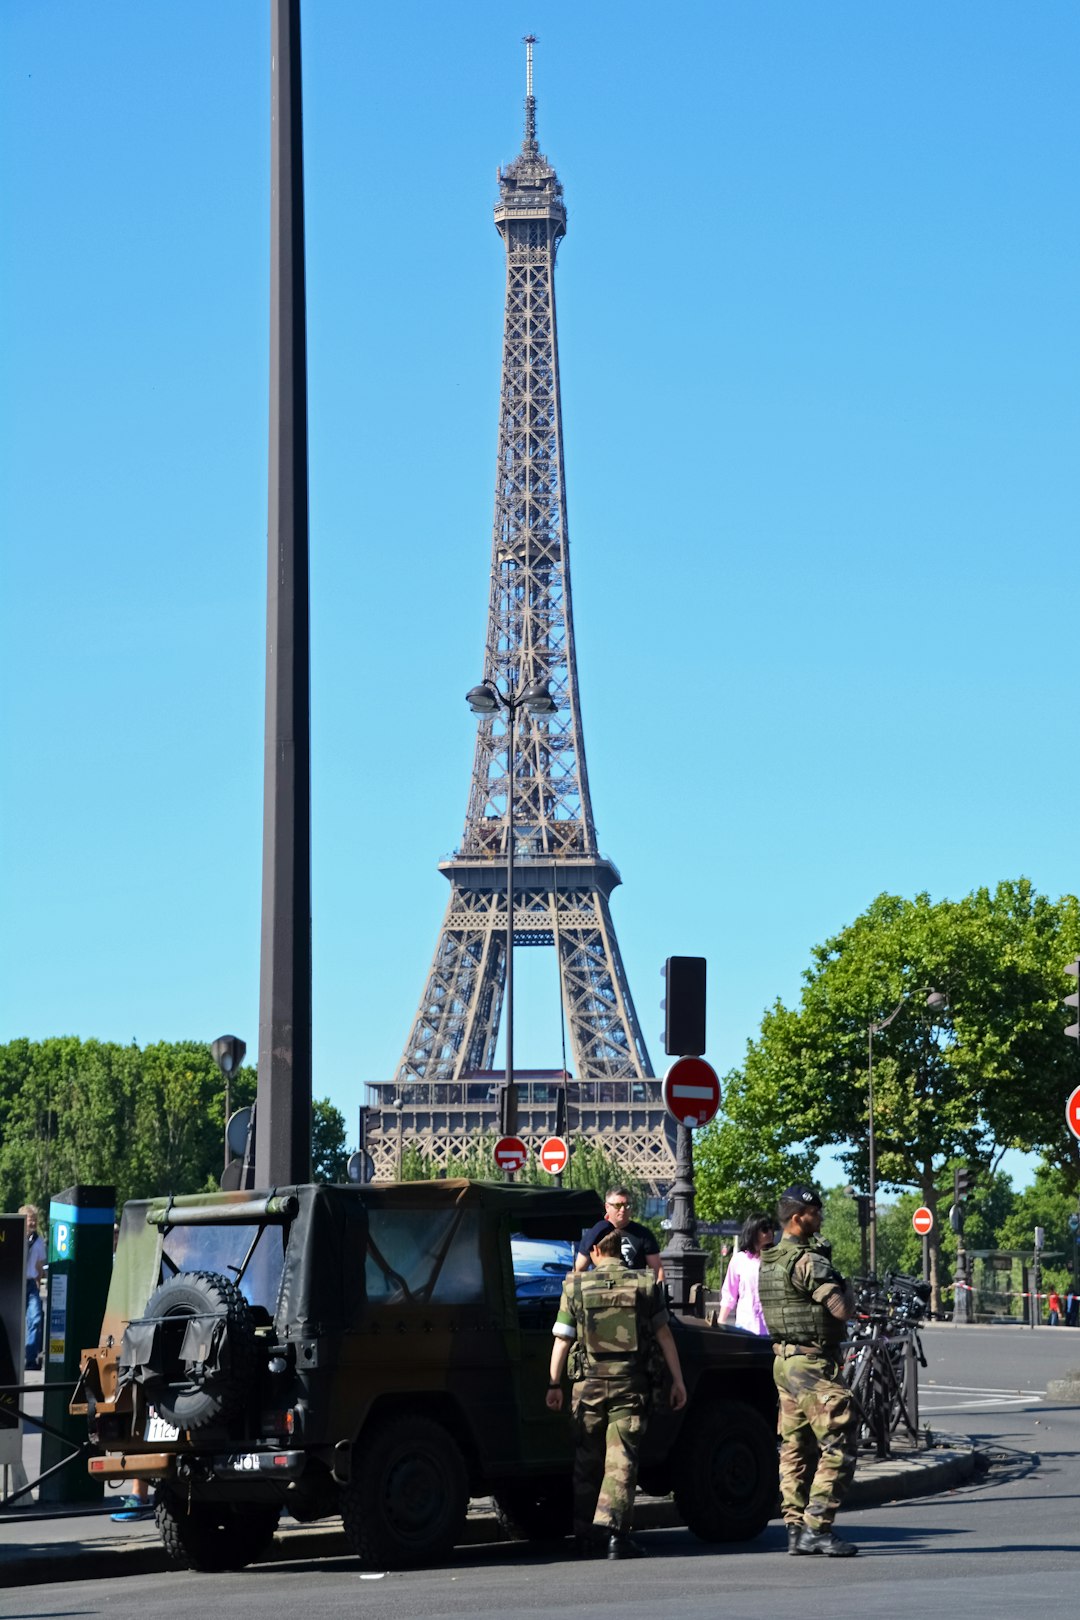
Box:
[160,1223,286,1316]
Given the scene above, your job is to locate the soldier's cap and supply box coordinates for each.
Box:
[781,1184,823,1209]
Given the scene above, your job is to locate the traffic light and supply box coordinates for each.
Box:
[1065,959,1080,1041]
[954,1164,976,1202]
[842,1186,870,1229]
[663,956,706,1057]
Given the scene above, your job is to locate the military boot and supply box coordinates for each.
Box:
[607,1531,646,1560]
[786,1523,803,1554]
[796,1525,858,1557]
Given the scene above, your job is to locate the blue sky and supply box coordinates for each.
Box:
[3,3,1077,1191]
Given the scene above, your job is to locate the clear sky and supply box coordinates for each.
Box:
[3,3,1077,1190]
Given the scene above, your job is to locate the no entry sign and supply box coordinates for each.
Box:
[662,1056,721,1129]
[494,1135,528,1173]
[539,1136,569,1175]
[1067,1086,1080,1142]
[912,1206,934,1236]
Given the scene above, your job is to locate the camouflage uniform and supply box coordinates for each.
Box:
[553,1259,668,1536]
[758,1238,857,1535]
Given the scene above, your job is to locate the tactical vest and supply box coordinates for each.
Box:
[570,1265,651,1381]
[757,1239,846,1348]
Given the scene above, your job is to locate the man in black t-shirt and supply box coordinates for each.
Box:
[574,1187,664,1281]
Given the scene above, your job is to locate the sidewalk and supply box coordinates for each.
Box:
[0,1445,980,1588]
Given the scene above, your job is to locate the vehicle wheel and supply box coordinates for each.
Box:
[341,1414,468,1569]
[672,1397,777,1543]
[137,1270,257,1431]
[492,1481,572,1542]
[154,1489,280,1572]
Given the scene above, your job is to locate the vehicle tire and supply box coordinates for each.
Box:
[139,1270,258,1432]
[672,1397,778,1543]
[154,1489,280,1572]
[492,1481,573,1543]
[341,1414,468,1569]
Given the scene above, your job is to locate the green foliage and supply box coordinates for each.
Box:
[396,1130,644,1211]
[312,1098,350,1183]
[694,881,1080,1303]
[0,1037,346,1215]
[694,1069,817,1221]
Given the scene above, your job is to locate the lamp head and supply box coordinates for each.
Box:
[466,681,501,716]
[520,678,557,715]
[210,1035,246,1076]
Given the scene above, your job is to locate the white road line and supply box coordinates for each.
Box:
[920,1396,1041,1411]
[923,1383,1043,1397]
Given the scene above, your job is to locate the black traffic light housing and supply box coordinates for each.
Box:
[663,956,706,1057]
[954,1164,976,1201]
[1065,959,1080,1041]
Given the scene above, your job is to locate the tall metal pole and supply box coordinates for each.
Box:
[504,697,518,1144]
[255,0,312,1188]
[867,1022,878,1277]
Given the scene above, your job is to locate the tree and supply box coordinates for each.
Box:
[312,1099,351,1182]
[694,881,1080,1311]
[0,1036,335,1212]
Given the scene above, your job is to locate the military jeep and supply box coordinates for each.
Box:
[73,1180,777,1571]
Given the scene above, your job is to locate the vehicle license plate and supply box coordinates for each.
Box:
[145,1410,180,1442]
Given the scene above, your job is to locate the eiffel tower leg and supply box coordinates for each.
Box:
[557,890,653,1079]
[396,888,505,1085]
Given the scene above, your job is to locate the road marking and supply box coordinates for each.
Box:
[923,1383,1043,1396]
[919,1383,1043,1411]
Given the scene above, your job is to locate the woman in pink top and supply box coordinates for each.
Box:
[718,1213,776,1336]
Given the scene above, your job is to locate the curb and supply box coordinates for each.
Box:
[0,1448,979,1588]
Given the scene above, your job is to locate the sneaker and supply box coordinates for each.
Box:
[787,1523,803,1554]
[796,1525,857,1557]
[111,1495,154,1522]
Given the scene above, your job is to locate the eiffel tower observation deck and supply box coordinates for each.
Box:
[364,41,673,1189]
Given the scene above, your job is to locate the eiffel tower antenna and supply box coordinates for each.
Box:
[523,34,537,149]
[365,42,672,1188]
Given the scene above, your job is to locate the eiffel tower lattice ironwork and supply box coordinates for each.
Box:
[363,41,673,1189]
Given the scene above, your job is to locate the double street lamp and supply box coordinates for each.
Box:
[466,676,557,1140]
[866,987,947,1275]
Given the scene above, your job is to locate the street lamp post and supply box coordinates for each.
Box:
[867,988,946,1275]
[393,1094,404,1181]
[466,677,557,1143]
[210,1035,247,1173]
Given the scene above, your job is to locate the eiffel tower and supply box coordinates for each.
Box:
[363,41,673,1189]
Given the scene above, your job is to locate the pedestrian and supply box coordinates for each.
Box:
[758,1184,859,1558]
[18,1205,46,1372]
[547,1227,687,1559]
[718,1214,776,1335]
[1047,1288,1061,1326]
[1067,1289,1079,1329]
[574,1187,664,1281]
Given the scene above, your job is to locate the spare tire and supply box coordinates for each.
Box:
[138,1270,257,1432]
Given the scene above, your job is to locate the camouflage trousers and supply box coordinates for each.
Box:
[773,1349,857,1533]
[570,1377,649,1535]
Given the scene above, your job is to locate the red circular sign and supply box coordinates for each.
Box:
[662,1056,721,1129]
[539,1136,569,1175]
[912,1206,934,1236]
[1067,1086,1080,1142]
[494,1135,528,1172]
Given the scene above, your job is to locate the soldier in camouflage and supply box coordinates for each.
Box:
[757,1184,859,1558]
[547,1227,687,1559]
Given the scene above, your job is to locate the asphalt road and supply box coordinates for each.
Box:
[4,1326,1077,1620]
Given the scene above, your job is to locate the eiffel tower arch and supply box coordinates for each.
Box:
[364,42,674,1191]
